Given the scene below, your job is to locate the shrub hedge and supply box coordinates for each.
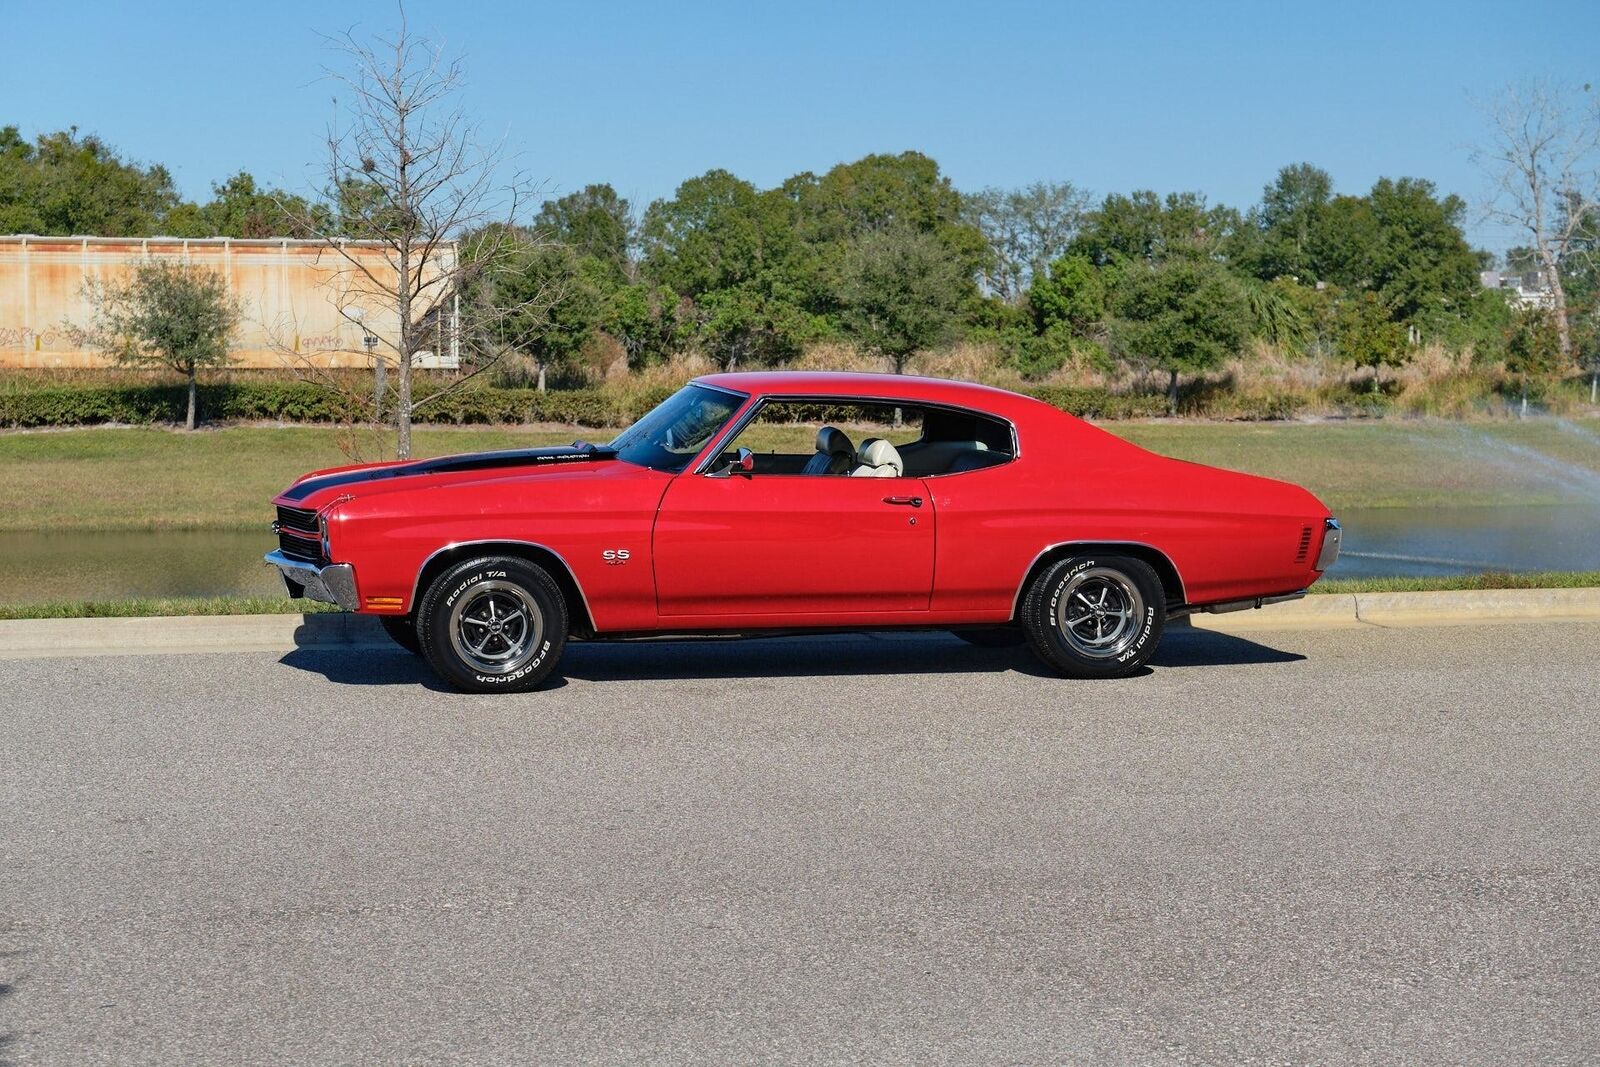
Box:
[0,377,1206,428]
[0,380,680,429]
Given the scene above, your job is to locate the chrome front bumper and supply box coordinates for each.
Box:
[264,549,359,612]
[1315,518,1342,571]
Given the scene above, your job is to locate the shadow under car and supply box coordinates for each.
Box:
[278,624,1303,689]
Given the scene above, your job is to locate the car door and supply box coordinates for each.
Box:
[652,470,936,618]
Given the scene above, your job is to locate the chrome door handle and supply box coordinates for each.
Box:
[882,495,922,508]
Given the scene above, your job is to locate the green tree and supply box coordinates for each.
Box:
[1249,163,1333,280]
[1241,276,1313,349]
[0,125,181,235]
[642,169,785,295]
[836,225,968,374]
[785,152,988,316]
[693,287,789,370]
[481,242,603,390]
[1332,290,1407,375]
[641,169,816,364]
[1071,190,1242,266]
[1111,258,1252,413]
[1504,306,1564,411]
[602,281,684,368]
[535,184,634,283]
[69,261,239,429]
[1367,178,1480,323]
[1029,254,1106,336]
[964,181,1090,302]
[164,171,320,239]
[1310,178,1479,326]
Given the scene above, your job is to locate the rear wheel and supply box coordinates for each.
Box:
[378,614,422,655]
[416,556,568,693]
[1020,555,1164,678]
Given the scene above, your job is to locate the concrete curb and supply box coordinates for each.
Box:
[0,613,389,660]
[0,588,1598,659]
[1187,587,1600,633]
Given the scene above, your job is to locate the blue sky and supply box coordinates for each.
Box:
[5,0,1595,251]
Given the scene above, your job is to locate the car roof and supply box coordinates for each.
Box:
[694,371,1040,418]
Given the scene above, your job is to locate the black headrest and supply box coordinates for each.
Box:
[816,426,853,456]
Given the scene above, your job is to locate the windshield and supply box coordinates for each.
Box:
[608,384,745,473]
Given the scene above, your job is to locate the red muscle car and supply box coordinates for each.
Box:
[267,372,1341,692]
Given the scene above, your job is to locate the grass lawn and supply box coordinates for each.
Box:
[1312,570,1600,594]
[1114,418,1600,509]
[0,596,339,620]
[1,416,1599,532]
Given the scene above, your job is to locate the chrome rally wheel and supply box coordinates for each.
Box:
[1054,567,1144,660]
[448,581,545,677]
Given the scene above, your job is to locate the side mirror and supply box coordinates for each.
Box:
[708,447,755,478]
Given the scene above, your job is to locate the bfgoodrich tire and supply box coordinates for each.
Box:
[378,614,422,655]
[1020,555,1164,679]
[416,556,569,693]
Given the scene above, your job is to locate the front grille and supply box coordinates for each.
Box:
[1294,525,1313,563]
[277,528,326,564]
[276,505,319,536]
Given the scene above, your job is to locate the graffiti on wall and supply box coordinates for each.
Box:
[0,326,64,350]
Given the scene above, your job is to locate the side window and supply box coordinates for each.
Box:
[902,407,1016,477]
[711,400,923,476]
[705,398,1017,478]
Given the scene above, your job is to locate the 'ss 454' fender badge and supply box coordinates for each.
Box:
[602,549,631,565]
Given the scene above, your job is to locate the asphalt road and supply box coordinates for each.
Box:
[2,622,1598,1065]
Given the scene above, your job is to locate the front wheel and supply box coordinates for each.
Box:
[416,556,569,693]
[1019,555,1164,678]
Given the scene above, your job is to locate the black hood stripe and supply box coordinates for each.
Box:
[281,445,617,502]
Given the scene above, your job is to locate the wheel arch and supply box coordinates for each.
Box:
[411,540,596,637]
[1011,541,1186,619]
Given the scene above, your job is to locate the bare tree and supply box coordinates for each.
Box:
[282,11,551,458]
[964,181,1092,304]
[1474,81,1600,366]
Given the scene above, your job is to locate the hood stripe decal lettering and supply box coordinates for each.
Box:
[281,445,617,502]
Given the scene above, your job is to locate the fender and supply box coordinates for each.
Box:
[1010,540,1188,616]
[410,539,596,625]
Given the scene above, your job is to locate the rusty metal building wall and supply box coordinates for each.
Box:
[0,236,456,369]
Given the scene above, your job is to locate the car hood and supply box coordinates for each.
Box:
[276,444,621,510]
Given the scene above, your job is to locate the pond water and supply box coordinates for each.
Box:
[2,505,1596,604]
[0,529,283,604]
[1334,505,1600,579]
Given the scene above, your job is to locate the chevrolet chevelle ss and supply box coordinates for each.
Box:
[267,372,1341,692]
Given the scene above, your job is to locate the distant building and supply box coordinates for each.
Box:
[0,235,459,369]
[1479,267,1556,310]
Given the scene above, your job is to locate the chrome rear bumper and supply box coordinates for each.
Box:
[1315,517,1342,571]
[264,549,358,612]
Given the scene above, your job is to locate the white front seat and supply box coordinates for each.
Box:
[851,438,904,478]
